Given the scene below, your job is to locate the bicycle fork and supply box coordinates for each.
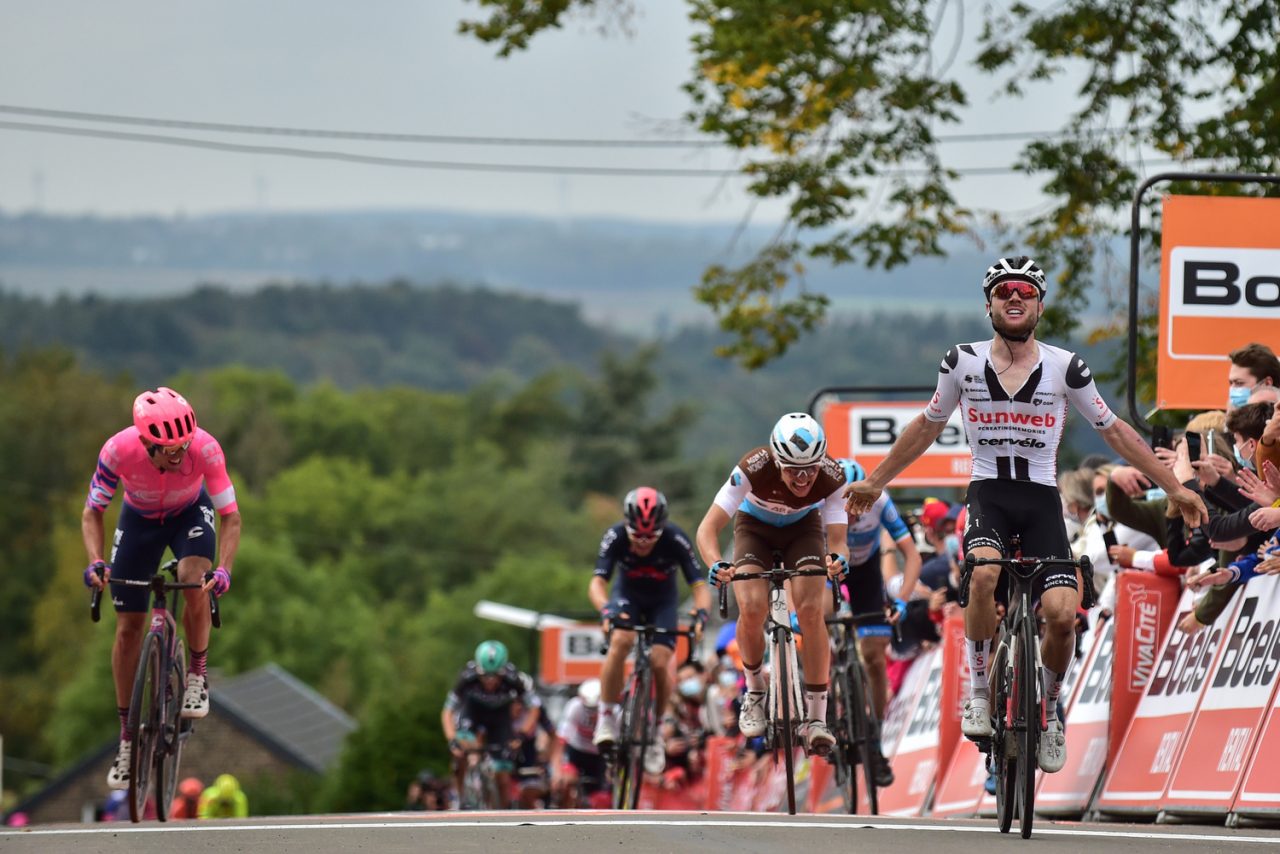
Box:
[767,587,804,738]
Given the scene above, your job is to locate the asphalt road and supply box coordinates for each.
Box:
[5,811,1280,854]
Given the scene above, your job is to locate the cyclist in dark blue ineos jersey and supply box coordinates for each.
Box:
[589,487,712,777]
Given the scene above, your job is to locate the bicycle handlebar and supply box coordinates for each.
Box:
[828,575,903,642]
[716,565,831,618]
[88,559,222,627]
[599,623,701,664]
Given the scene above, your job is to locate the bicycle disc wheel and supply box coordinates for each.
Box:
[775,630,797,815]
[852,663,880,815]
[1018,615,1039,839]
[127,633,163,823]
[155,649,186,822]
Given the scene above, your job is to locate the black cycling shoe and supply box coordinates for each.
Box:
[873,752,895,788]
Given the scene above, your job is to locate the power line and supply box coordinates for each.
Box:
[0,119,1193,179]
[0,103,1139,148]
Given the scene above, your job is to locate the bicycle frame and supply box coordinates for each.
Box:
[719,560,830,815]
[89,558,220,823]
[965,539,1089,839]
[603,622,697,810]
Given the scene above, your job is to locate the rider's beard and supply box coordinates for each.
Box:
[991,304,1039,341]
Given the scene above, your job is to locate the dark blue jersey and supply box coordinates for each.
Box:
[593,522,703,597]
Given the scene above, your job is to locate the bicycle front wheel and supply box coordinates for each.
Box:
[615,666,651,810]
[155,644,186,821]
[992,637,1016,834]
[774,629,797,815]
[852,662,880,815]
[1018,614,1039,839]
[127,632,163,823]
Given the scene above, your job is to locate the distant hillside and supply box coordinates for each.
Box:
[0,208,1051,333]
[0,279,1119,465]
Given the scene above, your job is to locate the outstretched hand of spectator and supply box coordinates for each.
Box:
[1238,466,1280,508]
[1110,466,1152,497]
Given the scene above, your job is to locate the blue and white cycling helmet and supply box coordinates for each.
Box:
[770,412,826,466]
[837,458,865,484]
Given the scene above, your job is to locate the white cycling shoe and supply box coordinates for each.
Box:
[800,719,835,756]
[106,740,131,790]
[1037,716,1067,773]
[182,673,209,719]
[592,710,619,749]
[961,696,994,739]
[738,691,767,737]
[644,737,666,775]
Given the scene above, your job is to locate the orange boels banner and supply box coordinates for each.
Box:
[930,612,985,817]
[823,401,971,486]
[540,623,607,685]
[1157,195,1280,411]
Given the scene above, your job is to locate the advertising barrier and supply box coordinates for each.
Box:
[1234,583,1280,820]
[1035,617,1114,816]
[879,648,944,815]
[1108,572,1184,770]
[1095,588,1241,816]
[1164,575,1280,817]
[930,613,985,817]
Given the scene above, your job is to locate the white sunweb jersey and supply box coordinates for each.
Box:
[923,339,1117,487]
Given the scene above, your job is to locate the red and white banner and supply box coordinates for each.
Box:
[822,401,971,486]
[1164,575,1280,817]
[879,648,944,816]
[1234,580,1280,818]
[1035,617,1114,815]
[1107,572,1183,769]
[930,613,984,817]
[1095,587,1241,816]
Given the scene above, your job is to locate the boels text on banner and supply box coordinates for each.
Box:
[1157,195,1280,411]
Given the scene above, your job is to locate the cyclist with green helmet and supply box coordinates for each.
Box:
[442,640,541,808]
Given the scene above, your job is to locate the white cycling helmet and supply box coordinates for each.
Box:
[769,412,827,466]
[577,678,601,709]
[982,255,1046,300]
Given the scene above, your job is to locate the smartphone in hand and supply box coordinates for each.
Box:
[1185,431,1203,461]
[1151,425,1173,451]
[1102,528,1119,553]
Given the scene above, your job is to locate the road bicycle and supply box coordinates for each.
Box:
[825,583,895,815]
[602,622,699,810]
[459,743,510,810]
[963,536,1089,839]
[719,557,832,815]
[91,558,220,823]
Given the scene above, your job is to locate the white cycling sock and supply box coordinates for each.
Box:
[743,662,766,693]
[1042,666,1066,709]
[967,638,991,700]
[805,686,828,722]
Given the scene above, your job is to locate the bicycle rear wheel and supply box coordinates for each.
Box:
[852,661,880,815]
[774,629,797,815]
[155,645,186,822]
[127,632,163,823]
[829,666,858,813]
[1018,614,1039,839]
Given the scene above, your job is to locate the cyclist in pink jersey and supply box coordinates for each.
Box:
[81,387,242,791]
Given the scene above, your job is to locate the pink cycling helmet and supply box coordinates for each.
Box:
[132,387,197,446]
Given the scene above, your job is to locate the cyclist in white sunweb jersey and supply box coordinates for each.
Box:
[843,256,1207,774]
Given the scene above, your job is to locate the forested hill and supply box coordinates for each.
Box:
[0,282,618,390]
[0,280,1118,461]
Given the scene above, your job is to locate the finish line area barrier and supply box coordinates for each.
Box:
[625,571,1280,825]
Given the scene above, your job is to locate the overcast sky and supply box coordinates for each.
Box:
[0,1,1090,224]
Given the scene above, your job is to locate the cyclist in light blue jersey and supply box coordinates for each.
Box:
[836,458,922,786]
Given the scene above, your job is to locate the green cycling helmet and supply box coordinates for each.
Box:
[475,640,509,674]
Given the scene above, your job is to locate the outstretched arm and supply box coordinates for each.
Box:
[845,415,947,513]
[1099,419,1207,528]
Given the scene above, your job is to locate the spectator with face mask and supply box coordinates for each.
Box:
[662,660,710,786]
[1082,465,1160,610]
[1227,343,1280,411]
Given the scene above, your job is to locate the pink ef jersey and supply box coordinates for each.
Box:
[86,427,238,520]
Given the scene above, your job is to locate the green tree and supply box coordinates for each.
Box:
[461,0,1280,372]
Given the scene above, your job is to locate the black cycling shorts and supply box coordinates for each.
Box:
[606,591,679,649]
[109,492,217,613]
[843,555,891,639]
[964,479,1077,598]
